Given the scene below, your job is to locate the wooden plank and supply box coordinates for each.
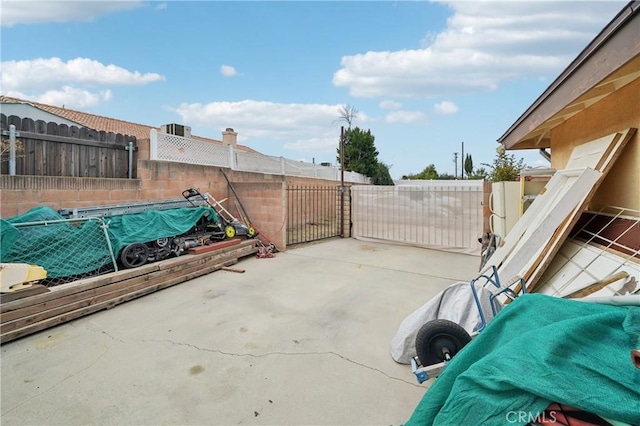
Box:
[564,133,617,170]
[527,128,635,291]
[0,257,241,344]
[0,239,256,314]
[1,250,249,334]
[188,238,241,254]
[1,263,159,313]
[481,170,567,273]
[14,131,130,150]
[0,285,49,304]
[564,271,630,299]
[1,249,251,328]
[497,168,602,286]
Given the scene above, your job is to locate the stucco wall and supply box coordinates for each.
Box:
[549,78,640,213]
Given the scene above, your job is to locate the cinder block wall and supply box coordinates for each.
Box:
[227,181,286,250]
[1,157,348,250]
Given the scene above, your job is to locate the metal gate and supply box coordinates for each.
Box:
[351,182,484,254]
[287,185,341,245]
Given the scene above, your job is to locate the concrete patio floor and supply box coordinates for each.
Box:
[1,238,480,425]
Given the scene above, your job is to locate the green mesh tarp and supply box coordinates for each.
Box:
[1,206,219,279]
[105,205,218,255]
[406,294,640,425]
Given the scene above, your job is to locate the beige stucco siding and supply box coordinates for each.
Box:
[550,77,640,213]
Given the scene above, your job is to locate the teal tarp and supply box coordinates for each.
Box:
[1,206,219,278]
[406,294,640,426]
[105,206,218,255]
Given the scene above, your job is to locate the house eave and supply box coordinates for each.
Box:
[498,1,640,150]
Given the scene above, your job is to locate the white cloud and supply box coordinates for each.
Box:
[385,110,424,124]
[156,3,168,10]
[379,100,402,110]
[333,1,624,98]
[283,137,338,153]
[1,57,165,92]
[434,100,458,114]
[6,87,113,109]
[220,65,238,77]
[1,1,144,27]
[174,100,371,150]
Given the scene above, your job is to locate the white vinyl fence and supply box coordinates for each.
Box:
[150,130,369,184]
[351,180,484,254]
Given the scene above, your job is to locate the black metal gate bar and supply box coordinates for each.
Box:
[286,185,341,246]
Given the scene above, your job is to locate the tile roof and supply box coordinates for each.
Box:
[0,95,256,152]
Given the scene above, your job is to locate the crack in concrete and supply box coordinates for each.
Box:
[143,338,422,388]
[69,321,126,343]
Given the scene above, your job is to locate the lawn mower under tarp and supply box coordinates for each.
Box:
[182,188,257,240]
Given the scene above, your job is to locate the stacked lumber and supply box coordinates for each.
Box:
[0,239,257,344]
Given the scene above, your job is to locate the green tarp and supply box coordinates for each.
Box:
[406,294,640,426]
[1,206,219,279]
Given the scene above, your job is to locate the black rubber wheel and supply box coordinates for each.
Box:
[120,242,150,268]
[415,319,471,366]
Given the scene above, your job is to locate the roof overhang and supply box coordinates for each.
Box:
[498,1,640,150]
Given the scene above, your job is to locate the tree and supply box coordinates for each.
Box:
[337,127,393,185]
[373,161,394,185]
[437,172,456,180]
[338,127,378,176]
[403,164,439,180]
[334,104,359,129]
[468,167,488,180]
[483,145,524,182]
[464,154,474,178]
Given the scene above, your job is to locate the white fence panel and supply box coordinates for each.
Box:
[152,130,230,167]
[351,181,484,254]
[235,151,283,174]
[151,130,369,183]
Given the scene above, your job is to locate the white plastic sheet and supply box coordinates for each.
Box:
[390,281,499,364]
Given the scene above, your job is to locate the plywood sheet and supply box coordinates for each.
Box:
[564,133,618,170]
[526,128,635,290]
[481,171,566,273]
[496,168,602,284]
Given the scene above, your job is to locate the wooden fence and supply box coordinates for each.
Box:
[1,114,137,178]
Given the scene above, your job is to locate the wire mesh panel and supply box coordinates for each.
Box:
[156,132,230,167]
[287,186,341,245]
[1,217,117,287]
[351,181,484,254]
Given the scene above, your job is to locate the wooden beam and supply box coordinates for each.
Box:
[564,271,629,298]
[0,242,257,343]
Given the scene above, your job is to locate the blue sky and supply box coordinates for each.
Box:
[0,1,626,179]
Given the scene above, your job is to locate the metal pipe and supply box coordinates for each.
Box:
[539,148,551,162]
[127,141,134,179]
[9,124,16,176]
[340,126,345,238]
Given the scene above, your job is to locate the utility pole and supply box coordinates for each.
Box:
[461,141,465,179]
[340,126,345,237]
[453,152,458,179]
